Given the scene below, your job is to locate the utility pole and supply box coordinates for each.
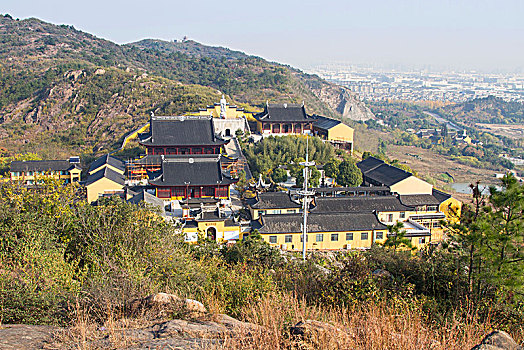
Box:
[297,134,315,260]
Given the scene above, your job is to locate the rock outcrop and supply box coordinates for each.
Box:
[0,324,60,350]
[129,292,208,319]
[471,330,522,350]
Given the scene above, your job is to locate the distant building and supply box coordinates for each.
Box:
[251,212,388,251]
[147,155,237,201]
[183,209,242,243]
[357,157,433,195]
[311,115,354,153]
[88,154,125,175]
[138,115,228,155]
[254,103,314,136]
[83,167,125,203]
[197,95,250,137]
[246,191,302,220]
[10,158,82,185]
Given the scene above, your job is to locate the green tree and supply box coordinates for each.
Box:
[336,160,362,187]
[221,231,283,268]
[295,166,321,188]
[324,158,341,180]
[382,222,414,251]
[271,167,288,183]
[481,175,524,290]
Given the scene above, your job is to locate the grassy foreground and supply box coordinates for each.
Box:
[0,180,522,349]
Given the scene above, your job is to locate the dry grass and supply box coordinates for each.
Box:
[219,292,516,350]
[52,293,522,350]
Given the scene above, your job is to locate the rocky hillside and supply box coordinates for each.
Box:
[0,15,373,157]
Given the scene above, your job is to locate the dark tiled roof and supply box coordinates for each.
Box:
[432,188,452,203]
[357,157,384,174]
[313,186,390,193]
[10,160,79,172]
[149,156,236,187]
[255,212,387,234]
[88,154,125,173]
[127,190,166,216]
[312,196,412,213]
[83,167,125,186]
[254,104,311,122]
[139,116,226,146]
[249,192,301,209]
[312,115,342,130]
[399,194,441,206]
[362,163,412,186]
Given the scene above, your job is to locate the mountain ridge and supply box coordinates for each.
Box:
[0,15,374,157]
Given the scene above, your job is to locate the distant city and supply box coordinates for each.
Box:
[306,63,524,103]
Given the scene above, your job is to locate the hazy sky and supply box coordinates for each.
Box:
[3,0,524,72]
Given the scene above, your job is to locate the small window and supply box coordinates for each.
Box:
[361,232,369,240]
[27,171,33,176]
[274,209,281,214]
[285,235,293,243]
[269,236,278,244]
[316,234,323,242]
[428,206,437,212]
[376,231,383,240]
[387,214,393,222]
[300,235,309,242]
[400,212,406,219]
[419,237,426,244]
[346,232,353,241]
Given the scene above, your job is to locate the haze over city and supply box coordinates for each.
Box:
[3,0,524,72]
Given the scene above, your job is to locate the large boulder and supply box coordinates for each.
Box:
[0,324,60,350]
[94,314,262,349]
[471,331,522,350]
[129,292,207,318]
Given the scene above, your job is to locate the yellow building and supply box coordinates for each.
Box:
[182,210,242,243]
[251,212,388,251]
[358,157,434,195]
[148,156,236,201]
[247,191,302,220]
[197,95,250,120]
[312,115,354,153]
[84,167,125,203]
[88,154,125,175]
[311,196,414,226]
[10,158,82,185]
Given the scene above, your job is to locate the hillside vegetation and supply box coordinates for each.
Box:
[438,96,524,125]
[0,15,373,158]
[0,178,522,348]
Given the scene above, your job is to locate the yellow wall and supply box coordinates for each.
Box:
[259,230,388,251]
[198,105,249,120]
[409,236,431,249]
[182,220,241,243]
[11,168,81,184]
[250,207,301,220]
[121,122,150,149]
[390,176,433,195]
[88,164,125,176]
[327,123,354,143]
[86,178,124,203]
